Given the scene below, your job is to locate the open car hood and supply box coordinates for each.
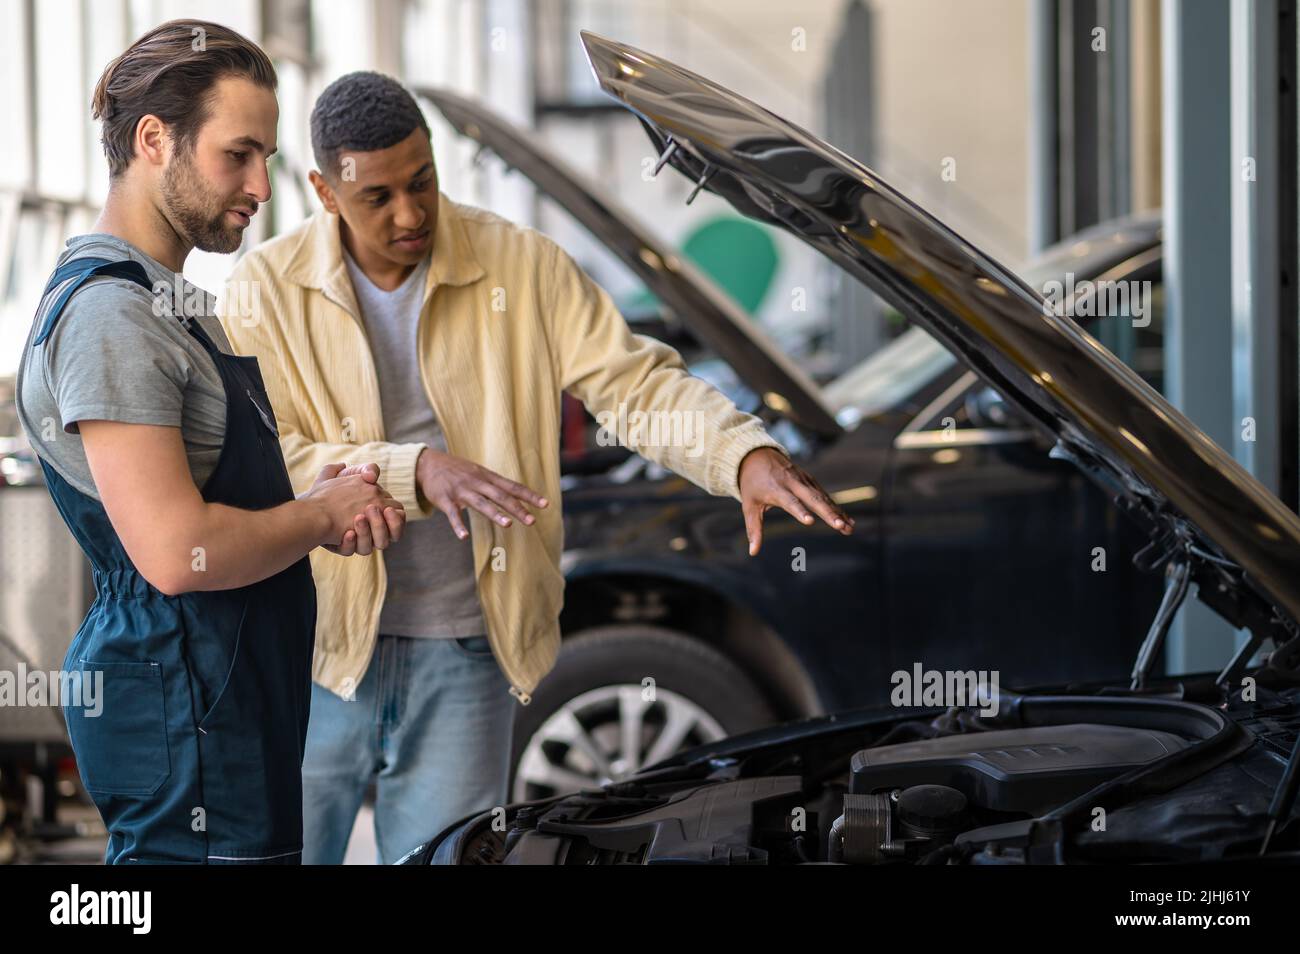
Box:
[415,86,840,438]
[581,31,1300,641]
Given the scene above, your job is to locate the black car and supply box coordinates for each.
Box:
[422,88,1167,802]
[401,33,1300,866]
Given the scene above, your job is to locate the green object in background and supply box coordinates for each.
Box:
[623,215,781,317]
[682,216,779,314]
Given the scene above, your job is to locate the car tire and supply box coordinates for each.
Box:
[509,624,777,801]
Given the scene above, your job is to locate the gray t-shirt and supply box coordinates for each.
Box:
[343,248,485,639]
[16,233,232,502]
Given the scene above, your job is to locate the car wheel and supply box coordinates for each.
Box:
[510,624,777,802]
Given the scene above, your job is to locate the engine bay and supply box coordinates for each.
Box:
[427,681,1300,865]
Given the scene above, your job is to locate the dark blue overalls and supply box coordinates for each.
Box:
[32,256,317,864]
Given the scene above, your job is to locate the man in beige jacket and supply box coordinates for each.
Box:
[219,71,851,863]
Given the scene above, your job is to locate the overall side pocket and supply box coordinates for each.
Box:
[194,595,249,730]
[69,659,171,796]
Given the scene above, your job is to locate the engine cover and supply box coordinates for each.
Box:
[850,723,1190,814]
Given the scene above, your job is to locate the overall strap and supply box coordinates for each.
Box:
[34,256,154,346]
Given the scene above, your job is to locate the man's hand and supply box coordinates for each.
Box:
[738,447,854,556]
[309,462,406,556]
[416,448,548,540]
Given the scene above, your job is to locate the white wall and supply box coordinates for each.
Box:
[871,0,1030,261]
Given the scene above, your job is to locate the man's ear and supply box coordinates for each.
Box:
[135,114,170,169]
[308,169,340,214]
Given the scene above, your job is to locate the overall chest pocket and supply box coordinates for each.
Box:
[66,660,171,796]
[246,388,279,436]
[241,384,299,504]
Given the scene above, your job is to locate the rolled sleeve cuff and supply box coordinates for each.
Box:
[387,442,433,518]
[715,429,790,502]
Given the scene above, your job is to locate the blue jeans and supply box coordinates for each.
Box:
[301,633,515,864]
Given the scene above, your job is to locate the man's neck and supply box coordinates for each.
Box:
[95,181,191,273]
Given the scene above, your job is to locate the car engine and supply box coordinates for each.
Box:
[414,682,1300,864]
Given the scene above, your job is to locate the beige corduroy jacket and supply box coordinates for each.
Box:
[218,192,785,705]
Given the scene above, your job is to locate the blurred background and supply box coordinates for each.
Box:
[0,0,1296,863]
[0,0,1061,378]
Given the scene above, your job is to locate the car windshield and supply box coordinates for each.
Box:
[821,327,955,424]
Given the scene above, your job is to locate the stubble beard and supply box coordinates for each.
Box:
[160,149,248,255]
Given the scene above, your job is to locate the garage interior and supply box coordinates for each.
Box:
[0,0,1298,869]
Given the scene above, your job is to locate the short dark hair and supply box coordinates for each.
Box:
[91,19,277,179]
[310,71,430,179]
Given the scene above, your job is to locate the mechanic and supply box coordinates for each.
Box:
[15,21,406,864]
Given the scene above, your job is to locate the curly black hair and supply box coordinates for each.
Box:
[310,71,430,179]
